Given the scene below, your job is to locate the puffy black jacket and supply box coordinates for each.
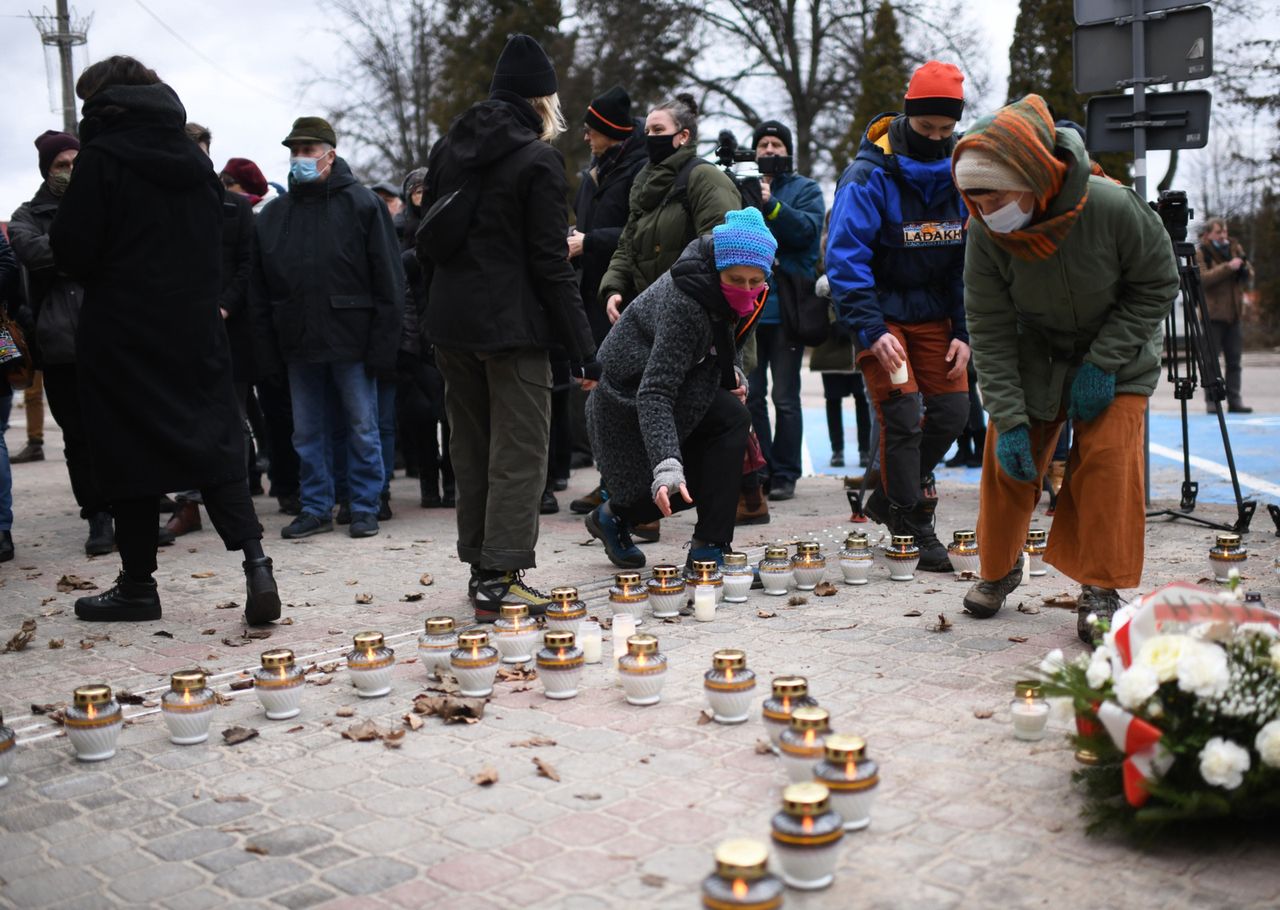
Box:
[9,184,84,365]
[418,90,594,364]
[251,157,405,372]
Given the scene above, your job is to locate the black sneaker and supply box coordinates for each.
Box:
[243,556,281,625]
[348,511,379,538]
[863,486,890,526]
[585,505,645,568]
[473,571,552,622]
[282,513,334,539]
[75,573,162,621]
[85,512,115,556]
[277,494,302,516]
[768,478,796,501]
[1078,585,1122,645]
[378,491,392,521]
[830,451,845,468]
[895,503,952,573]
[335,502,352,525]
[0,531,12,563]
[962,565,1023,618]
[540,489,560,515]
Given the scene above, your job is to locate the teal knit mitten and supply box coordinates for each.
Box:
[995,425,1037,483]
[1068,363,1116,422]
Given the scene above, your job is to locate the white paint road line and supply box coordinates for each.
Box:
[1149,442,1280,499]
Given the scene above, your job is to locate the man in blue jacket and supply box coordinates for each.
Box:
[746,120,825,508]
[826,61,971,572]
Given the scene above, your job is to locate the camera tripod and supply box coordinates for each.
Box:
[1146,238,1256,533]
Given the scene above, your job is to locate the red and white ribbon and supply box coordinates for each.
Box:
[1097,702,1173,807]
[1111,581,1280,669]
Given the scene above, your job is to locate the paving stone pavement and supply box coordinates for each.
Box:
[2,413,1279,909]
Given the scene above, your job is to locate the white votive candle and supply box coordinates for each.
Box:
[694,585,717,622]
[1010,680,1050,741]
[613,614,637,663]
[579,621,602,664]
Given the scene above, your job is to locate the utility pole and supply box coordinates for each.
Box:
[31,2,92,136]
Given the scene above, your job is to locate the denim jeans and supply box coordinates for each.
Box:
[747,323,804,483]
[377,378,396,491]
[288,362,384,516]
[0,386,12,531]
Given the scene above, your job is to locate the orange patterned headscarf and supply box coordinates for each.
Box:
[952,94,1088,260]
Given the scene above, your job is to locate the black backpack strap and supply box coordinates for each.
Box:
[661,157,713,223]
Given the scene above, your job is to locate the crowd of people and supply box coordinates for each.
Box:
[0,36,1187,645]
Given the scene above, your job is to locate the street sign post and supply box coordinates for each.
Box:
[1085,89,1212,152]
[1074,0,1202,27]
[1073,5,1212,93]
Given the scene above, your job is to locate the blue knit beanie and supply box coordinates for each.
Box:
[712,207,777,275]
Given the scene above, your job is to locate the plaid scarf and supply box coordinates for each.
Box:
[953,94,1088,261]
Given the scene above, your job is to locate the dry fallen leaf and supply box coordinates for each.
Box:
[403,713,424,731]
[903,609,923,617]
[242,629,272,641]
[574,792,603,801]
[419,573,434,586]
[309,676,334,687]
[973,708,994,719]
[400,592,424,602]
[279,617,294,626]
[78,640,95,650]
[335,706,356,717]
[787,595,809,606]
[813,581,839,597]
[244,844,269,856]
[229,679,254,691]
[191,571,216,579]
[214,794,250,803]
[413,695,486,724]
[221,637,249,648]
[222,726,259,746]
[215,601,239,610]
[31,702,65,716]
[929,613,953,633]
[1016,603,1041,615]
[40,603,61,613]
[355,593,373,605]
[958,571,978,580]
[212,691,233,706]
[5,626,36,653]
[509,736,557,748]
[697,709,714,726]
[1008,635,1029,643]
[201,628,217,635]
[923,588,942,594]
[472,767,499,786]
[755,739,774,755]
[48,638,64,649]
[641,874,667,889]
[56,575,97,593]
[286,725,304,734]
[153,630,174,639]
[532,756,560,781]
[116,691,147,705]
[496,665,538,682]
[341,720,385,742]
[756,610,777,619]
[1042,593,1079,609]
[383,728,406,749]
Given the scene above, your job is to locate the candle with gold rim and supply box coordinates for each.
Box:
[720,553,753,603]
[1011,680,1049,741]
[609,572,648,625]
[346,631,396,698]
[645,566,685,618]
[536,630,585,699]
[546,587,587,635]
[882,534,920,581]
[757,545,793,595]
[0,712,16,787]
[417,617,458,675]
[699,838,784,910]
[838,531,873,585]
[253,648,305,719]
[1024,527,1048,577]
[703,649,756,724]
[689,559,724,604]
[494,604,538,665]
[617,634,668,706]
[790,541,826,591]
[160,670,215,745]
[761,676,818,752]
[947,530,980,578]
[779,706,831,783]
[65,684,123,762]
[1209,532,1247,583]
[769,782,844,890]
[450,631,500,697]
[813,734,879,830]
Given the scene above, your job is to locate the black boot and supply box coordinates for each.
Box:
[243,556,282,625]
[966,426,986,468]
[378,489,392,521]
[889,503,952,573]
[85,512,115,556]
[75,573,162,622]
[944,433,971,468]
[0,531,13,563]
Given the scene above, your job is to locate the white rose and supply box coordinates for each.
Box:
[1236,623,1279,640]
[1256,721,1280,768]
[1198,737,1251,790]
[1175,641,1230,699]
[1114,664,1159,709]
[1086,652,1112,689]
[1136,634,1195,683]
[1190,621,1234,643]
[1039,648,1065,676]
[1048,696,1075,726]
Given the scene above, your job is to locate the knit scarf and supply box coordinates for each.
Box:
[953,94,1088,261]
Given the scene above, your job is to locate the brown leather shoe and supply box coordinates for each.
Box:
[164,501,203,537]
[632,520,661,543]
[10,441,44,463]
[736,490,770,525]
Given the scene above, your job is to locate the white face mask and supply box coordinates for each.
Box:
[983,198,1032,234]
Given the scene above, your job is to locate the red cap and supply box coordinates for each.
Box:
[904,61,965,120]
[220,157,269,198]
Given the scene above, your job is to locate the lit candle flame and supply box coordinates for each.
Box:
[803,730,815,746]
[556,648,566,660]
[86,703,97,719]
[781,695,790,712]
[279,666,288,680]
[182,689,192,705]
[636,653,648,667]
[732,879,748,899]
[845,758,855,777]
[802,816,814,834]
[470,645,479,659]
[724,666,734,683]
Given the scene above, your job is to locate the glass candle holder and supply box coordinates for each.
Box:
[779,706,831,783]
[790,541,826,591]
[609,572,649,625]
[689,560,724,604]
[758,545,793,596]
[451,631,500,697]
[882,534,920,581]
[704,649,757,724]
[254,648,305,719]
[762,676,818,752]
[693,584,717,623]
[617,634,668,706]
[646,566,686,618]
[0,712,16,788]
[546,587,587,635]
[160,669,215,745]
[1209,532,1247,583]
[838,532,873,585]
[720,553,754,603]
[536,631,584,700]
[65,684,123,762]
[579,620,603,664]
[417,617,458,675]
[494,604,538,665]
[769,782,844,891]
[814,734,879,831]
[699,839,784,910]
[947,530,980,578]
[346,631,396,698]
[1024,528,1048,577]
[1011,680,1050,741]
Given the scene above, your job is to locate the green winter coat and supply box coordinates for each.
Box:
[964,130,1178,433]
[598,145,742,307]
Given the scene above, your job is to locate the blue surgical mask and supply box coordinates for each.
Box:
[290,156,324,183]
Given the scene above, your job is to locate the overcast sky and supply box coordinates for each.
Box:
[0,0,1235,219]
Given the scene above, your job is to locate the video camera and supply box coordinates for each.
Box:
[713,130,794,208]
[1152,190,1192,244]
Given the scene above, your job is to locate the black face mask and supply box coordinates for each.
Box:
[646,134,680,166]
[904,126,951,162]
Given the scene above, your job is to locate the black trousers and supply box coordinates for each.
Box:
[254,372,300,498]
[399,363,453,499]
[114,478,262,578]
[41,363,109,519]
[547,386,572,484]
[613,388,750,545]
[820,372,871,457]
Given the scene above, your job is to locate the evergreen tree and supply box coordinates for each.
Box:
[836,0,909,172]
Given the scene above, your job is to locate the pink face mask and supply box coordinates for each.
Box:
[720,282,761,317]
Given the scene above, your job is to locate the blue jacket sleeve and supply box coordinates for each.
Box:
[767,178,823,253]
[825,175,886,347]
[947,199,969,344]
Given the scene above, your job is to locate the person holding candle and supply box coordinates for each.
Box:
[950,94,1178,643]
[585,207,774,571]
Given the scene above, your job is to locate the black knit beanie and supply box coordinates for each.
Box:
[752,120,793,156]
[491,34,557,97]
[584,85,633,140]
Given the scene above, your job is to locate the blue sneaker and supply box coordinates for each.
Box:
[585,506,646,569]
[684,543,727,579]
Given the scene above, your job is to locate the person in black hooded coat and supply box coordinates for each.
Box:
[49,56,279,626]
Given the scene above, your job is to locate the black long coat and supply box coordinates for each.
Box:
[49,83,245,501]
[219,192,256,382]
[572,128,646,344]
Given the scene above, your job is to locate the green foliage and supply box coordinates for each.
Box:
[834,0,908,173]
